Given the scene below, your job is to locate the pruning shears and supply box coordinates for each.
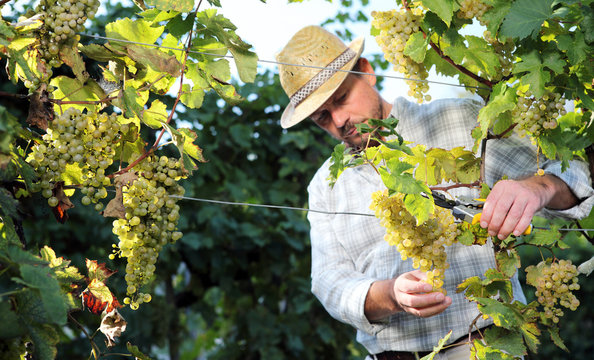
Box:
[430,191,532,236]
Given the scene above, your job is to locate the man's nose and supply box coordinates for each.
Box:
[330,108,348,128]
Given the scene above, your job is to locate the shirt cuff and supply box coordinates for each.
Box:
[540,160,594,220]
[340,278,390,336]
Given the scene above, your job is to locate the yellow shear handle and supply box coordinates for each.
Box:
[473,213,532,235]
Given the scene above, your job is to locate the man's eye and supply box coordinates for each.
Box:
[314,112,329,125]
[336,93,347,103]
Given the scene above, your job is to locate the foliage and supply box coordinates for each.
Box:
[1,1,366,358]
[328,0,594,358]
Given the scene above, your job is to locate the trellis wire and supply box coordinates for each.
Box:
[78,33,490,91]
[166,194,594,232]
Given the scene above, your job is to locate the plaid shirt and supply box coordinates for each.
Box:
[307,97,594,354]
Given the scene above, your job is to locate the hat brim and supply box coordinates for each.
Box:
[280,36,365,129]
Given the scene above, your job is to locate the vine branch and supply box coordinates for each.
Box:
[68,313,102,359]
[429,181,481,192]
[0,91,30,99]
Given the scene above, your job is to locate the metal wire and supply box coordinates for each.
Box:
[167,195,376,217]
[78,33,490,91]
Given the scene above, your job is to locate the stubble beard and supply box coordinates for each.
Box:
[345,97,384,150]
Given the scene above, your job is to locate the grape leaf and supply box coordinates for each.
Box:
[483,326,527,356]
[50,76,103,113]
[404,32,429,64]
[121,85,145,119]
[495,249,521,277]
[163,124,202,173]
[470,338,516,360]
[457,276,483,296]
[463,36,501,78]
[402,145,439,185]
[141,99,169,128]
[0,302,26,338]
[105,18,165,51]
[140,8,180,23]
[522,227,559,246]
[100,309,127,347]
[457,228,476,246]
[476,83,516,144]
[501,0,554,39]
[127,342,153,360]
[7,47,36,84]
[126,44,182,76]
[146,0,194,12]
[419,330,452,360]
[0,217,21,250]
[19,264,67,325]
[179,128,205,163]
[482,0,512,37]
[548,325,569,352]
[474,297,522,329]
[403,193,434,225]
[327,143,348,187]
[180,84,205,109]
[557,32,588,65]
[59,45,88,82]
[86,259,116,282]
[0,187,18,219]
[196,10,258,83]
[27,324,59,360]
[421,0,458,26]
[84,279,119,314]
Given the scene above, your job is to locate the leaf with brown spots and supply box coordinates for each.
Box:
[102,172,138,219]
[26,83,53,130]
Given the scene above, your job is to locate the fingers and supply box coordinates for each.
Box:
[480,180,540,239]
[393,271,452,318]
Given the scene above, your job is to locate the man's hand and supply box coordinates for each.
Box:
[480,175,579,239]
[392,270,452,318]
[364,270,451,321]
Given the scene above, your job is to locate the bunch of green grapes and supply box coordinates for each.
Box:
[457,0,491,25]
[111,155,186,310]
[484,30,515,80]
[371,8,430,103]
[526,259,580,324]
[513,90,566,138]
[28,108,123,210]
[35,0,100,65]
[370,190,458,292]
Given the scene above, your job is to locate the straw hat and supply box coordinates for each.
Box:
[276,26,365,129]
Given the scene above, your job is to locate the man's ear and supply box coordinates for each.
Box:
[357,57,376,86]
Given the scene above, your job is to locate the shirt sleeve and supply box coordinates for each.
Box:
[307,165,388,336]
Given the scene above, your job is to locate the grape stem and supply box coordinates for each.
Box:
[401,0,494,89]
[486,123,517,140]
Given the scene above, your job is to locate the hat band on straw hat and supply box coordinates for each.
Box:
[289,47,357,107]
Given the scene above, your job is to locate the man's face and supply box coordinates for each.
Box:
[309,72,385,148]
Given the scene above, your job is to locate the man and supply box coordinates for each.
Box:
[276,25,594,359]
